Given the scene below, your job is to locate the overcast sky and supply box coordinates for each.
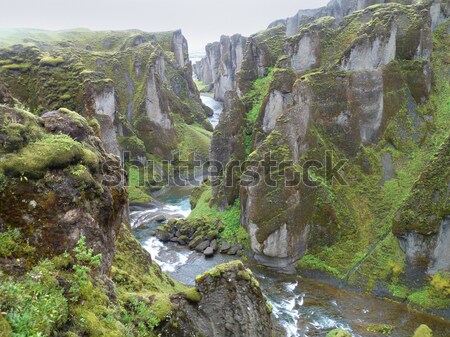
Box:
[0,0,329,51]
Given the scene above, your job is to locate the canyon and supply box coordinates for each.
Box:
[0,0,449,336]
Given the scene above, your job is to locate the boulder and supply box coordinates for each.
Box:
[326,328,352,337]
[219,241,231,253]
[203,247,214,257]
[195,240,211,252]
[156,229,171,242]
[166,261,273,337]
[210,239,218,252]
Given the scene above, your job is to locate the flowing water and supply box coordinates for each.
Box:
[201,94,223,128]
[130,93,450,337]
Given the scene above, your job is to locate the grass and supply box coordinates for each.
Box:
[126,165,153,204]
[243,68,274,157]
[194,80,210,92]
[188,189,249,248]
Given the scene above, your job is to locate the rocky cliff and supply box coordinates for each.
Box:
[195,0,449,104]
[164,261,273,337]
[192,0,450,317]
[193,34,247,101]
[269,0,449,36]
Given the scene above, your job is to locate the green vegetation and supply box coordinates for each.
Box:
[39,55,65,67]
[242,68,274,157]
[188,188,249,248]
[326,328,352,337]
[0,229,35,259]
[294,21,450,304]
[407,272,450,310]
[127,165,153,204]
[366,323,393,335]
[194,80,209,92]
[0,134,98,179]
[0,229,21,257]
[0,228,189,337]
[412,325,433,337]
[0,262,69,337]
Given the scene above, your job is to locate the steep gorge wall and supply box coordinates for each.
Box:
[196,0,450,315]
[195,0,448,103]
[193,34,247,101]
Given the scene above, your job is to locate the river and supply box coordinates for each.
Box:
[130,91,450,337]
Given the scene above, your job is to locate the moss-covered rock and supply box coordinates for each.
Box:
[0,105,127,274]
[166,261,272,337]
[412,324,433,337]
[326,328,353,337]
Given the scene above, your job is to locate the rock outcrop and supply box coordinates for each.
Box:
[212,2,435,267]
[210,91,247,208]
[393,136,450,274]
[269,0,449,36]
[165,261,273,337]
[0,106,127,274]
[194,34,247,101]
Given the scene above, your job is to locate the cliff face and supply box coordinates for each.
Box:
[195,0,448,105]
[0,106,127,274]
[165,261,273,337]
[196,0,450,315]
[193,34,247,101]
[269,0,449,36]
[393,136,450,274]
[0,29,212,164]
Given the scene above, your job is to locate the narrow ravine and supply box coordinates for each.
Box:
[129,78,450,337]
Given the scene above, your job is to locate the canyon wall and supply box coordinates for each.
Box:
[193,0,450,315]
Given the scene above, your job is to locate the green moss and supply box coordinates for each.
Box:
[0,228,35,259]
[1,63,32,71]
[118,135,146,156]
[0,229,21,257]
[195,261,245,283]
[127,166,153,204]
[194,80,210,92]
[0,134,97,179]
[326,328,352,337]
[188,189,249,248]
[412,324,433,337]
[407,288,450,310]
[176,122,212,162]
[388,284,411,299]
[297,254,340,278]
[39,56,65,67]
[182,288,202,303]
[367,323,393,335]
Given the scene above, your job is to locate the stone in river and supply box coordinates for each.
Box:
[204,247,214,257]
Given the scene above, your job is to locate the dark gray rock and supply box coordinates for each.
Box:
[156,230,171,242]
[203,247,214,257]
[227,245,240,255]
[219,241,231,253]
[195,240,211,252]
[210,239,218,252]
[166,261,273,337]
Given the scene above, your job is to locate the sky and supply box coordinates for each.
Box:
[0,0,329,51]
